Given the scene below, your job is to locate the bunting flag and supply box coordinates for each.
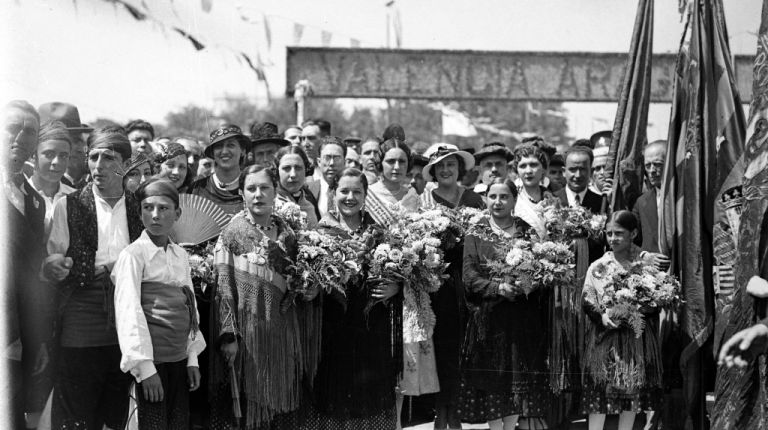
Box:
[658,0,746,428]
[240,53,266,81]
[393,8,403,48]
[262,13,272,50]
[712,0,768,428]
[604,0,653,212]
[293,23,304,45]
[201,0,212,13]
[173,28,205,51]
[350,38,360,48]
[321,30,332,47]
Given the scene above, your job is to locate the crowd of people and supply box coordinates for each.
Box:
[4,99,682,430]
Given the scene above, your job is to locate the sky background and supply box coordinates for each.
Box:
[0,0,762,140]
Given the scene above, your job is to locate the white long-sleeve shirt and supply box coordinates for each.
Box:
[111,230,206,382]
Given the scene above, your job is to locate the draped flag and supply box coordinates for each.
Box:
[604,0,653,212]
[293,23,305,45]
[262,13,272,51]
[712,0,768,428]
[658,0,746,427]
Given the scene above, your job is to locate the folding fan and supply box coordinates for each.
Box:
[170,194,231,246]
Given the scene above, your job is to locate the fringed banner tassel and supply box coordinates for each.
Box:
[296,297,323,384]
[181,286,200,338]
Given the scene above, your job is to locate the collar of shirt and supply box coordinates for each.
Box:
[135,230,185,261]
[565,186,588,207]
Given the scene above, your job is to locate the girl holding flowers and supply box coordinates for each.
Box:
[457,178,550,430]
[419,143,484,430]
[308,167,402,429]
[274,145,320,228]
[210,164,319,430]
[581,211,663,430]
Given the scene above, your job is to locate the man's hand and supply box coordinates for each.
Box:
[601,178,614,196]
[648,253,671,272]
[718,323,768,368]
[221,341,238,367]
[371,282,399,300]
[746,276,768,298]
[32,343,49,376]
[141,373,164,403]
[187,366,201,391]
[44,255,73,281]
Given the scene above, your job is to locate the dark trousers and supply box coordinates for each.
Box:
[137,360,190,430]
[52,345,132,430]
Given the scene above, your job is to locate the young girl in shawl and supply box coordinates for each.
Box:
[581,211,662,430]
[307,168,401,429]
[456,178,550,430]
[365,139,437,428]
[512,144,553,240]
[419,143,484,429]
[112,179,206,430]
[211,164,319,430]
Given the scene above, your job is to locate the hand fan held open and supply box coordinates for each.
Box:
[170,194,232,246]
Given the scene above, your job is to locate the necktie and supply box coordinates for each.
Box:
[326,189,334,215]
[575,194,581,206]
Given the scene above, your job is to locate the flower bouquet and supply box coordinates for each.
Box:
[541,197,606,241]
[274,201,307,232]
[596,261,682,338]
[485,239,575,297]
[183,241,216,294]
[293,230,361,299]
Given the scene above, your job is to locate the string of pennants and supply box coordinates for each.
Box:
[93,0,369,84]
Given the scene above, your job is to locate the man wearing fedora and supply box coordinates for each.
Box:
[188,124,250,216]
[38,102,93,189]
[249,122,289,166]
[472,142,514,196]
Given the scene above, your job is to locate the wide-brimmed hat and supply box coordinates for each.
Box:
[422,143,475,182]
[205,124,251,158]
[38,102,93,133]
[250,122,289,147]
[474,142,513,164]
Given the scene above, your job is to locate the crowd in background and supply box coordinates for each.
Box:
[4,100,681,430]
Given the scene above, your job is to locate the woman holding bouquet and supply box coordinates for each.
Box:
[364,138,437,428]
[419,143,484,429]
[275,145,320,228]
[581,211,662,430]
[457,178,550,430]
[210,164,320,430]
[304,167,402,429]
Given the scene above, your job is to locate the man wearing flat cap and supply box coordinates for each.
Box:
[249,122,289,166]
[188,124,250,216]
[43,127,143,430]
[38,102,93,189]
[472,142,514,196]
[2,100,48,429]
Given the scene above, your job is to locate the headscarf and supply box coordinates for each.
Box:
[38,120,73,146]
[152,142,187,166]
[87,127,132,161]
[135,177,179,208]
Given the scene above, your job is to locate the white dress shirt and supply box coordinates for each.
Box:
[317,177,331,219]
[111,231,206,382]
[46,185,130,271]
[28,180,75,235]
[565,186,588,208]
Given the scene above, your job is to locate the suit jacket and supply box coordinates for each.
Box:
[553,187,605,262]
[4,177,48,350]
[632,189,659,253]
[553,187,603,214]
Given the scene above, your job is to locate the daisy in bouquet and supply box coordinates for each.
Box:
[596,261,682,338]
[485,238,575,297]
[541,196,606,241]
[418,205,487,250]
[293,229,361,300]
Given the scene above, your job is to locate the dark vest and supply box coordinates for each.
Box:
[61,185,143,304]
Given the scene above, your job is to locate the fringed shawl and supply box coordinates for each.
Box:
[212,211,316,429]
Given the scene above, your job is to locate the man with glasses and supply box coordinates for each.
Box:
[308,136,346,219]
[125,119,155,156]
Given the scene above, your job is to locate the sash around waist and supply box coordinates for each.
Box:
[140,281,194,364]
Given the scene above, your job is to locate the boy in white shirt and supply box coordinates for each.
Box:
[112,178,205,429]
